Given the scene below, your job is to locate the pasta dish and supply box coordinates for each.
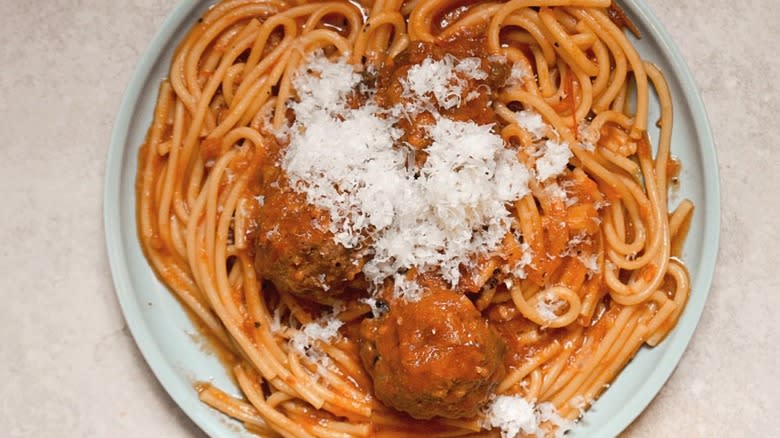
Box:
[136,0,694,436]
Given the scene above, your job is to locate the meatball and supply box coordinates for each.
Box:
[358,285,505,419]
[254,171,364,303]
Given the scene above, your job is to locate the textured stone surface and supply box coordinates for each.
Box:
[0,1,776,437]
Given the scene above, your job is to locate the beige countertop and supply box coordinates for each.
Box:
[0,1,777,436]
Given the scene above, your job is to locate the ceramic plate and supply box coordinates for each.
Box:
[104,2,720,436]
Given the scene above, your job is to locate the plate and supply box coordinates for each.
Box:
[104,2,720,437]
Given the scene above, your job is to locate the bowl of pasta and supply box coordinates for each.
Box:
[105,0,720,436]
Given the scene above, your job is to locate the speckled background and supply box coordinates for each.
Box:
[0,1,777,437]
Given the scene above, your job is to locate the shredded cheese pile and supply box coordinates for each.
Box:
[402,54,487,109]
[283,53,542,298]
[484,396,574,438]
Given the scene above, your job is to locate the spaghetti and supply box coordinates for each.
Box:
[136,0,694,436]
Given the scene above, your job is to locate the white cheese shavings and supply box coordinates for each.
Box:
[537,402,575,437]
[284,53,405,248]
[289,312,345,378]
[506,62,529,87]
[290,317,344,357]
[535,140,572,181]
[404,55,464,109]
[515,110,548,139]
[284,104,405,247]
[537,303,558,322]
[578,120,600,152]
[544,183,567,202]
[391,274,424,302]
[536,290,565,322]
[566,233,590,252]
[283,53,532,299]
[568,395,588,417]
[485,396,538,438]
[580,140,596,152]
[455,57,488,80]
[465,89,482,102]
[254,195,265,207]
[544,183,578,208]
[484,396,573,438]
[291,51,362,118]
[402,55,488,110]
[270,307,283,333]
[579,253,600,277]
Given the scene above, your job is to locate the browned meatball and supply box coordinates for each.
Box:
[358,285,505,420]
[254,170,364,303]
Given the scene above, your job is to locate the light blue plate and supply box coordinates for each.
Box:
[104,2,720,437]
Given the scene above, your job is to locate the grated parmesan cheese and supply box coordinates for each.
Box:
[465,89,482,102]
[402,54,488,110]
[290,52,362,118]
[270,307,283,333]
[537,402,575,437]
[579,253,600,276]
[455,57,488,80]
[536,290,565,322]
[506,62,529,87]
[290,317,343,357]
[535,140,572,181]
[485,396,538,438]
[565,233,590,253]
[283,53,533,299]
[514,109,573,183]
[568,395,588,418]
[578,121,599,152]
[544,183,578,208]
[515,110,548,139]
[265,224,279,240]
[484,396,573,438]
[580,140,596,152]
[284,54,406,248]
[543,183,567,202]
[403,55,464,109]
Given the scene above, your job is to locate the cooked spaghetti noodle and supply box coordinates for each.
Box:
[136,0,694,436]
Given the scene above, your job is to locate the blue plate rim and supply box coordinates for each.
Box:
[104,2,230,437]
